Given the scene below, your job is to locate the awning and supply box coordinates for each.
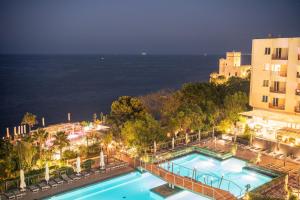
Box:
[240,109,300,124]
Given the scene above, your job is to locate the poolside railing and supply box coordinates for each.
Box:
[139,160,236,200]
[145,131,214,154]
[159,161,244,198]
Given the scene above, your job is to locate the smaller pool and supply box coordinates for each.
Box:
[160,153,273,197]
[46,172,209,200]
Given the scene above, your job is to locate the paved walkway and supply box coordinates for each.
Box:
[15,167,133,200]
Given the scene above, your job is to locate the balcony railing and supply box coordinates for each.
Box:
[269,103,285,110]
[272,55,288,60]
[296,89,300,96]
[295,106,300,113]
[271,71,287,77]
[269,87,286,94]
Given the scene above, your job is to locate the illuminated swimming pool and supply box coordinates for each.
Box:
[160,153,273,197]
[46,172,209,200]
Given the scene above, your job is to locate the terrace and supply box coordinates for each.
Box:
[1,130,300,200]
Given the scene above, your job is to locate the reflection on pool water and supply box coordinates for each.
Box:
[46,172,209,200]
[160,153,273,197]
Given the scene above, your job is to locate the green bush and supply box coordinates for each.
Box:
[82,159,95,170]
[62,150,77,160]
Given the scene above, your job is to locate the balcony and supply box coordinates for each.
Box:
[295,106,300,113]
[270,87,286,94]
[272,55,288,60]
[269,103,285,110]
[296,89,300,96]
[271,71,287,77]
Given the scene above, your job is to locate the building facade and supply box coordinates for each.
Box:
[210,52,251,84]
[219,52,250,79]
[242,37,300,146]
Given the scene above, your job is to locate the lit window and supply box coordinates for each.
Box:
[264,63,270,71]
[271,64,281,72]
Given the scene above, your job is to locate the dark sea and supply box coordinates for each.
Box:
[0,55,250,136]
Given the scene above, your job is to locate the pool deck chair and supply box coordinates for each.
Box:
[69,173,81,181]
[48,180,58,188]
[4,192,16,200]
[38,181,51,191]
[61,174,73,183]
[54,177,64,184]
[28,185,40,193]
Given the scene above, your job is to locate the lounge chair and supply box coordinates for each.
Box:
[38,181,50,191]
[54,177,64,184]
[81,171,91,178]
[28,185,40,193]
[61,174,73,183]
[48,180,58,188]
[4,192,16,200]
[69,174,81,180]
[91,168,100,174]
[11,189,26,199]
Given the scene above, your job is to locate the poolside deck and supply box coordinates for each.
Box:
[3,167,134,200]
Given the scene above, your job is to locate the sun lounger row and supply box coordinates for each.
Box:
[1,162,130,199]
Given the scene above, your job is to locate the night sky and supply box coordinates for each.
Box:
[0,0,299,55]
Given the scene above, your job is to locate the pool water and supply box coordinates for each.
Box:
[160,153,273,197]
[46,172,209,200]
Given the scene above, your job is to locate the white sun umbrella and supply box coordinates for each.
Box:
[19,169,26,191]
[45,163,50,183]
[100,150,105,169]
[76,156,81,175]
[154,141,157,154]
[185,133,188,145]
[172,137,175,150]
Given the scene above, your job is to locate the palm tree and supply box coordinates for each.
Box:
[53,131,70,160]
[21,112,38,132]
[31,129,49,159]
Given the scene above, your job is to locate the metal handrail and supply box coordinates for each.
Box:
[145,131,211,153]
[159,161,243,197]
[139,160,233,200]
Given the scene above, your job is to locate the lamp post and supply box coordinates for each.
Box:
[6,128,10,138]
[68,113,71,122]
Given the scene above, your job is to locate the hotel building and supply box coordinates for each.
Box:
[242,37,300,146]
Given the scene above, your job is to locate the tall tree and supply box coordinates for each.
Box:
[224,91,249,124]
[121,114,164,154]
[21,112,38,131]
[31,128,49,159]
[52,131,70,160]
[16,141,37,170]
[108,96,147,139]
